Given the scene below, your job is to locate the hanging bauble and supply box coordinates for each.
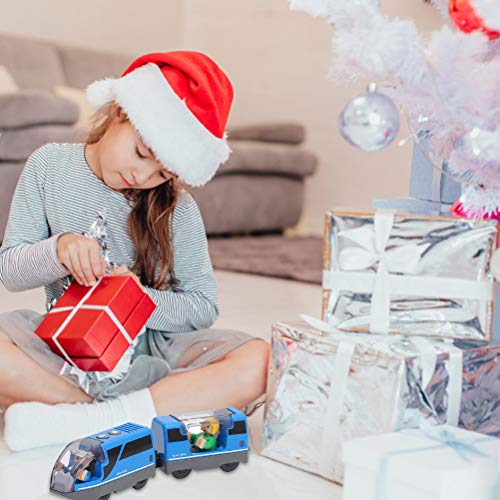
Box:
[449,0,500,40]
[339,83,400,152]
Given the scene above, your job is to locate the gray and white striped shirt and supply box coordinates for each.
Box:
[0,142,218,332]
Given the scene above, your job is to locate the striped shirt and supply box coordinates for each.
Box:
[0,142,219,333]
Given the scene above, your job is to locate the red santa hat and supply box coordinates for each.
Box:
[86,51,234,187]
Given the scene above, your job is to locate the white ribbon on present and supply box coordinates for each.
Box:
[48,277,139,369]
[323,209,495,334]
[376,422,500,500]
[299,313,463,479]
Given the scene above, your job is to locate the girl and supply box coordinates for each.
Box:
[0,51,269,451]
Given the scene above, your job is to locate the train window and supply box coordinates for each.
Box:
[228,420,247,435]
[167,428,188,442]
[119,435,153,460]
[102,446,122,480]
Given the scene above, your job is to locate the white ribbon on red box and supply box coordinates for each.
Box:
[48,277,137,368]
[323,209,495,334]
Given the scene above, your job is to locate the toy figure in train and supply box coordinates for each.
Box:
[49,407,249,499]
[189,417,220,451]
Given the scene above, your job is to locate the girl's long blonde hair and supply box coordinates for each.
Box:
[85,103,181,290]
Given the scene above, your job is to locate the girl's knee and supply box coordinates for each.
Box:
[252,339,270,393]
[249,338,270,370]
[0,330,13,344]
[233,338,269,367]
[235,339,270,399]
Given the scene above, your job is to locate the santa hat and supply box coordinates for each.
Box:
[85,51,234,187]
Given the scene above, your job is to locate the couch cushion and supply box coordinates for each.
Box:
[0,33,66,91]
[0,90,79,128]
[229,122,305,145]
[0,126,80,161]
[220,140,318,178]
[0,65,19,94]
[53,85,97,130]
[192,174,305,235]
[0,161,25,242]
[56,44,132,90]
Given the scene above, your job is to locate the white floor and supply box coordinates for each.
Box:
[0,270,342,500]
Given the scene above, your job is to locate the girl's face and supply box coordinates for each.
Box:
[92,106,176,191]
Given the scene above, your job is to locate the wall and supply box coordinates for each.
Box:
[0,0,183,56]
[181,0,445,235]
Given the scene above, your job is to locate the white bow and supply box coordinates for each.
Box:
[337,211,425,274]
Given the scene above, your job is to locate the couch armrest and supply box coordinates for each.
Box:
[0,90,79,128]
[220,140,318,179]
[0,125,81,161]
[228,122,305,145]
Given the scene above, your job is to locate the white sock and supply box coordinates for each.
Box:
[3,388,157,452]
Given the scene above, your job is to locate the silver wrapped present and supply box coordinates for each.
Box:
[322,210,498,342]
[261,320,464,484]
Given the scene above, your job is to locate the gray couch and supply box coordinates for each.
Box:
[0,32,318,241]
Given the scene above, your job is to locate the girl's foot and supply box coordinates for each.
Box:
[3,388,157,451]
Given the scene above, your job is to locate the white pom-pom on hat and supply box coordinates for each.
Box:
[85,78,117,109]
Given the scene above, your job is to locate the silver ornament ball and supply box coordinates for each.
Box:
[339,83,400,152]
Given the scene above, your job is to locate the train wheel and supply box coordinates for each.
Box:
[220,462,239,473]
[172,469,192,479]
[98,495,111,500]
[133,479,148,490]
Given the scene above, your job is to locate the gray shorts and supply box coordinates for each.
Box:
[0,308,256,401]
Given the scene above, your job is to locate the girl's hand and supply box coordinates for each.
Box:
[108,265,145,292]
[57,233,107,287]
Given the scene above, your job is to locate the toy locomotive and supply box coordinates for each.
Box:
[49,407,249,499]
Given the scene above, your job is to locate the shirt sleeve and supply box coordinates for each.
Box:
[143,192,219,332]
[0,145,70,292]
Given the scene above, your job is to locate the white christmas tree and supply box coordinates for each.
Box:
[290,0,500,219]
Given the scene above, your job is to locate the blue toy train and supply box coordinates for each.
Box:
[49,407,249,500]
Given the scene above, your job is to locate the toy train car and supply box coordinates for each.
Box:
[50,407,249,500]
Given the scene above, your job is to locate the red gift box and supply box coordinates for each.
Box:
[35,275,156,372]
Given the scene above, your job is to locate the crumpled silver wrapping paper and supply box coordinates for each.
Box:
[458,345,499,436]
[46,210,117,313]
[322,211,497,342]
[261,320,464,484]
